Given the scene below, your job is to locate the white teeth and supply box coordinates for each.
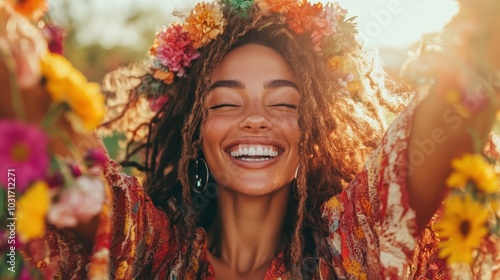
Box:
[240,158,269,161]
[230,145,279,158]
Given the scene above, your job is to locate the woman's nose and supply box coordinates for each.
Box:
[239,106,272,131]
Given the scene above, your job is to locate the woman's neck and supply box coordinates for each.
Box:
[207,185,290,275]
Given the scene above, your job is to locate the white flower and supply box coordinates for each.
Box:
[47,175,105,228]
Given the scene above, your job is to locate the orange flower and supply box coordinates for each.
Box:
[185,2,227,49]
[287,1,323,34]
[256,0,299,14]
[8,0,47,20]
[149,37,160,56]
[154,69,175,85]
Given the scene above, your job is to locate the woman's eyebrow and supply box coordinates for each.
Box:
[209,80,244,90]
[209,79,299,91]
[264,79,299,90]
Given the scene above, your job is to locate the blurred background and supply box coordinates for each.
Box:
[47,0,459,83]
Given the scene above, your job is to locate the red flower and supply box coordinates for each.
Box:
[43,23,65,54]
[148,95,171,113]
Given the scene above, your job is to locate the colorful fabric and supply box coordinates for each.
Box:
[20,98,500,278]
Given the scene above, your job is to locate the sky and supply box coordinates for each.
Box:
[49,0,459,49]
[334,0,458,48]
[153,0,459,48]
[159,0,458,48]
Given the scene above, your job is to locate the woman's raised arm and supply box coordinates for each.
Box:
[406,2,500,230]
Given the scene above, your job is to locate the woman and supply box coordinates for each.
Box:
[4,0,500,279]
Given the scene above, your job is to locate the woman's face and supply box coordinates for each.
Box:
[201,44,301,196]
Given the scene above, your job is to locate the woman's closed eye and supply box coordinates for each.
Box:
[269,103,298,109]
[209,103,241,110]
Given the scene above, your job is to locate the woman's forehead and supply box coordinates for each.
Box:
[210,44,298,82]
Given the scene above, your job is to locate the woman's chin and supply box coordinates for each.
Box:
[220,182,291,197]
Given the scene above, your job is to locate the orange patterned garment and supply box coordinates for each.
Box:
[20,99,500,279]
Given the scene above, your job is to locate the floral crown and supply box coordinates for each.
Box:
[141,0,360,112]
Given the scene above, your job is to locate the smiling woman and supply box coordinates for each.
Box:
[6,0,500,279]
[201,45,302,278]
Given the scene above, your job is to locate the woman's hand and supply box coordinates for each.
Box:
[0,1,47,121]
[440,0,500,81]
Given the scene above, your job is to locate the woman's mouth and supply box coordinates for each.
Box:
[229,144,280,161]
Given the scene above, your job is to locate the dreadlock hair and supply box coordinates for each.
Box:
[100,6,409,280]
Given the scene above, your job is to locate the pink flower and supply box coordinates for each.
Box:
[309,3,347,40]
[19,267,31,280]
[84,148,108,169]
[47,175,105,228]
[151,24,200,77]
[321,2,346,34]
[310,30,323,54]
[42,23,65,54]
[0,120,49,191]
[311,17,333,37]
[148,95,170,113]
[68,162,82,177]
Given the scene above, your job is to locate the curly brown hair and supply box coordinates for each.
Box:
[100,8,409,280]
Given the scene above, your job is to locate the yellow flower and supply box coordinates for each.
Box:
[185,2,227,49]
[40,52,104,131]
[446,153,499,194]
[347,80,362,95]
[17,181,50,242]
[327,55,344,70]
[434,194,489,264]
